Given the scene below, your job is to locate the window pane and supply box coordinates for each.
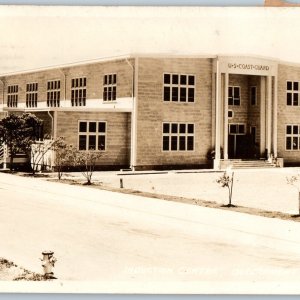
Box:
[98,135,105,150]
[230,124,237,134]
[179,136,186,150]
[104,75,107,85]
[294,82,299,91]
[294,93,299,106]
[89,122,97,132]
[188,76,195,85]
[180,75,187,85]
[287,93,292,105]
[164,87,170,101]
[163,123,170,133]
[286,137,292,150]
[163,136,169,151]
[180,87,186,102]
[188,88,194,102]
[287,81,292,90]
[172,87,178,101]
[88,136,96,150]
[79,135,87,150]
[293,125,299,134]
[293,136,298,150]
[164,74,170,84]
[188,124,194,134]
[187,136,194,150]
[98,122,106,133]
[239,125,245,134]
[179,124,186,133]
[79,122,87,132]
[171,136,177,150]
[172,74,179,84]
[287,125,292,134]
[171,123,178,133]
[234,87,240,98]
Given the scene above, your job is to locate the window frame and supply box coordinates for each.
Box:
[285,124,300,151]
[103,73,117,102]
[162,122,195,152]
[163,73,196,103]
[229,123,246,135]
[286,80,299,106]
[71,77,87,107]
[26,82,38,108]
[78,120,107,151]
[250,86,257,106]
[228,86,241,106]
[47,79,61,107]
[7,84,18,107]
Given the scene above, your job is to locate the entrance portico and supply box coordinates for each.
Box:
[213,56,278,169]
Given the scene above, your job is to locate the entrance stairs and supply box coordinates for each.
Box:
[228,159,276,169]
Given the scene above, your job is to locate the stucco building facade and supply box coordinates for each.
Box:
[1,54,300,170]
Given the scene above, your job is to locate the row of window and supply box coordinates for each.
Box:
[6,78,300,108]
[64,121,300,152]
[78,121,195,152]
[6,75,117,108]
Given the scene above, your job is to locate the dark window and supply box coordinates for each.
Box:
[287,81,299,106]
[47,80,61,107]
[71,77,86,106]
[78,121,106,151]
[228,86,240,106]
[286,125,300,150]
[162,122,194,152]
[163,73,195,102]
[103,74,117,101]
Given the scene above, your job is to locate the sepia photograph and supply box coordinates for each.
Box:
[1,1,300,294]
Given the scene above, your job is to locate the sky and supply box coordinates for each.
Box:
[1,5,300,74]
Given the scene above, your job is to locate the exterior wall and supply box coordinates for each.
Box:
[0,58,134,108]
[277,64,300,163]
[56,111,131,166]
[136,57,213,168]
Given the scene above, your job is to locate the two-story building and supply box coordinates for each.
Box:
[1,54,300,170]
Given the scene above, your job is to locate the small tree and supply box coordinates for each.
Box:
[216,166,235,207]
[287,171,300,216]
[0,113,42,172]
[30,140,54,176]
[52,137,76,180]
[74,150,102,185]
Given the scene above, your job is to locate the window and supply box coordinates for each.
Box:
[47,80,61,107]
[228,86,240,106]
[250,86,257,105]
[287,81,299,106]
[78,121,106,151]
[103,74,117,101]
[286,125,300,150]
[71,77,86,106]
[7,85,18,107]
[228,110,234,119]
[162,122,194,151]
[163,73,195,102]
[26,83,38,108]
[229,123,246,135]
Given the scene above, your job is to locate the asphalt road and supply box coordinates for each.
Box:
[1,172,300,293]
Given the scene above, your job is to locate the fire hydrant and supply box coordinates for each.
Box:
[41,251,57,279]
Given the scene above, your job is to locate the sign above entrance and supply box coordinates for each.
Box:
[215,56,278,76]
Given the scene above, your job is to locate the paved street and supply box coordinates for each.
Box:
[1,172,300,293]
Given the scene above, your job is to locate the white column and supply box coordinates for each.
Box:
[131,57,138,171]
[224,72,229,160]
[260,76,266,156]
[273,76,278,157]
[214,61,221,169]
[266,76,272,158]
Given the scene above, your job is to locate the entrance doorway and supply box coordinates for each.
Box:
[228,123,257,159]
